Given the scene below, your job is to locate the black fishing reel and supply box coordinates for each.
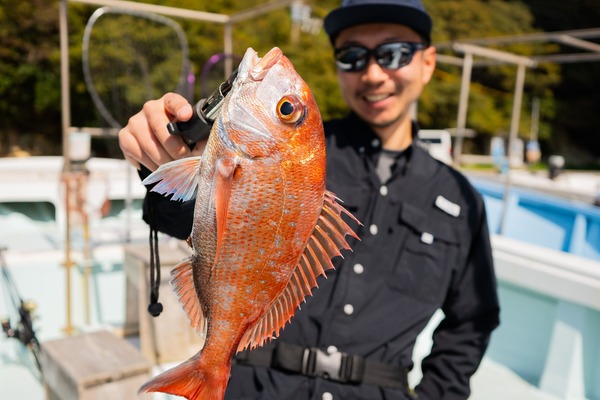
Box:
[0,246,42,374]
[2,300,37,347]
[167,69,239,147]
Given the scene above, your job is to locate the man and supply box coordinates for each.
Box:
[119,1,500,398]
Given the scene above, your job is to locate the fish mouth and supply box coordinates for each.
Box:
[220,47,284,159]
[239,47,283,82]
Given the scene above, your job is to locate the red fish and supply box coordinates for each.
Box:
[140,47,359,400]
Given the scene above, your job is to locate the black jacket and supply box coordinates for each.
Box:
[142,112,500,400]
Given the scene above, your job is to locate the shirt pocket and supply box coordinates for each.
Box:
[389,202,460,304]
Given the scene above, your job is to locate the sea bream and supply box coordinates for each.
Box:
[139,46,359,400]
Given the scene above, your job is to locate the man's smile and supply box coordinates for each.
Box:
[363,93,392,103]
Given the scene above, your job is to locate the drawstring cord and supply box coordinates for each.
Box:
[147,196,163,317]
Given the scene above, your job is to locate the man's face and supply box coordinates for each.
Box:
[334,23,435,131]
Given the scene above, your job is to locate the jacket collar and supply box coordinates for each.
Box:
[340,112,440,183]
[342,112,419,150]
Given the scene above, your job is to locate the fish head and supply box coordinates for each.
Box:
[219,47,324,162]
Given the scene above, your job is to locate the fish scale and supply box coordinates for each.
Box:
[139,46,360,400]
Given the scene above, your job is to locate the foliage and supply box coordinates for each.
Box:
[0,0,597,165]
[422,0,562,153]
[0,0,61,155]
[83,11,189,127]
[525,0,600,164]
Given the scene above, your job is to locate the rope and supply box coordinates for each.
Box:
[147,197,163,317]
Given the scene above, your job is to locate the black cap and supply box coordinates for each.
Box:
[324,0,432,45]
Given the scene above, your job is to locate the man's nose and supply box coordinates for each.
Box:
[361,59,388,83]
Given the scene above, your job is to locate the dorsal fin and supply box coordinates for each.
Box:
[236,191,361,352]
[170,257,207,347]
[142,156,202,202]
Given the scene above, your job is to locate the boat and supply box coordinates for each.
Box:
[469,170,600,399]
[1,155,600,399]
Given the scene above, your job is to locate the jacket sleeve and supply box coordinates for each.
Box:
[414,199,500,400]
[139,166,194,240]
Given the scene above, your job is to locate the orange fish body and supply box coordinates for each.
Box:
[141,47,358,400]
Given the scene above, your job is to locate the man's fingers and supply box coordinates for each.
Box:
[118,93,196,172]
[163,92,193,121]
[136,98,187,164]
[123,154,140,171]
[145,95,192,162]
[120,113,165,171]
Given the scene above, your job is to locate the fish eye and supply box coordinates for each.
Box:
[277,95,305,124]
[280,101,294,116]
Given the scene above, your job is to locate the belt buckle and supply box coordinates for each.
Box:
[302,347,348,382]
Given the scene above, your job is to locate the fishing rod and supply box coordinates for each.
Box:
[0,246,43,377]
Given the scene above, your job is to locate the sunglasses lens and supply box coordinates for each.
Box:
[375,43,411,69]
[335,47,368,72]
[335,42,423,72]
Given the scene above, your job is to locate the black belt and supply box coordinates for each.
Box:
[234,342,408,390]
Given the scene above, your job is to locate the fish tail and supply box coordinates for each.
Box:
[139,353,230,400]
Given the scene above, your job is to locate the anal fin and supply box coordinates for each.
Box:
[171,257,207,346]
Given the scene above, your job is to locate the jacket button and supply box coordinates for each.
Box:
[344,304,354,315]
[353,263,364,274]
[379,185,388,196]
[369,224,378,235]
[322,392,333,400]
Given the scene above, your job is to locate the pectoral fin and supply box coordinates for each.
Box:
[142,156,202,202]
[212,158,237,263]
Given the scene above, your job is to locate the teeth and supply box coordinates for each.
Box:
[364,94,388,102]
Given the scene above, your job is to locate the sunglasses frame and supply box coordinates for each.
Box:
[334,41,427,73]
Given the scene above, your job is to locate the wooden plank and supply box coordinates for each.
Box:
[41,330,151,400]
[123,242,204,364]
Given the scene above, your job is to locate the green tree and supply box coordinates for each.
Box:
[525,0,600,165]
[0,0,596,165]
[0,0,61,155]
[422,0,561,154]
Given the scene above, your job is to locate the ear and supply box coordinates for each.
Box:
[421,46,436,85]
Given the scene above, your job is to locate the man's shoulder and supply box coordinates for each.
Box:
[323,115,348,127]
[324,115,351,138]
[323,115,361,153]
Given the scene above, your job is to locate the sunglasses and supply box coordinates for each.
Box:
[334,41,427,72]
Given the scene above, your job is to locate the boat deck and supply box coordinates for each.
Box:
[2,157,600,399]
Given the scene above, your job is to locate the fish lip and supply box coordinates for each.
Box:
[248,47,283,81]
[221,47,283,159]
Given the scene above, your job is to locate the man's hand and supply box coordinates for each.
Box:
[118,92,207,171]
